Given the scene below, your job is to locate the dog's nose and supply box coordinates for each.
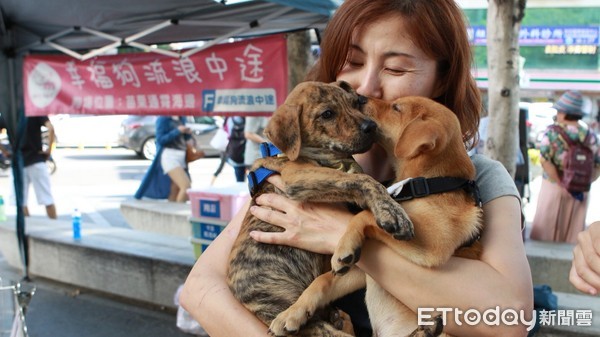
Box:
[361,119,377,134]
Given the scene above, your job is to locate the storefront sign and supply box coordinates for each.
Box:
[468,26,599,46]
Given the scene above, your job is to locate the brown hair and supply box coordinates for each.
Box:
[306,0,481,148]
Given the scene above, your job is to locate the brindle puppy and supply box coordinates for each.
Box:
[268,97,483,337]
[227,81,414,336]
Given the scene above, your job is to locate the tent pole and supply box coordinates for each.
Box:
[7,56,29,281]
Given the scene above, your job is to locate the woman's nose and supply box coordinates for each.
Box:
[356,70,382,99]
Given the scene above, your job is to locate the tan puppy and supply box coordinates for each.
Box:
[269,96,483,337]
[227,81,414,337]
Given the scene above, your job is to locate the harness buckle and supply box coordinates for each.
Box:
[409,177,430,198]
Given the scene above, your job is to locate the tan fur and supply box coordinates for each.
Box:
[227,81,414,337]
[270,97,483,337]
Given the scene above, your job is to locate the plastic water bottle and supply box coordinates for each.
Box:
[72,208,81,240]
[0,195,6,222]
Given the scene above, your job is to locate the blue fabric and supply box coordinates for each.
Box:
[155,116,190,147]
[134,147,171,199]
[528,284,558,337]
[135,116,189,200]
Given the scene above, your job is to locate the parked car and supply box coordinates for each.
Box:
[50,114,128,148]
[118,116,220,160]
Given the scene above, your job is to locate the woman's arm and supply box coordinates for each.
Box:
[250,179,533,337]
[179,201,271,336]
[540,158,561,184]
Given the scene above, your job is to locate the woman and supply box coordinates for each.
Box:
[530,91,600,243]
[135,116,195,202]
[180,1,533,335]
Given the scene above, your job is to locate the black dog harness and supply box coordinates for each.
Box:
[388,176,483,248]
[388,176,482,207]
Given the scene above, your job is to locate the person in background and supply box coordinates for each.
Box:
[530,91,600,243]
[135,116,199,203]
[180,1,533,335]
[243,116,269,170]
[211,116,246,185]
[570,220,600,295]
[20,116,57,219]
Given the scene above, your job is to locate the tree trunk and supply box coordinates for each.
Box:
[485,0,526,178]
[286,30,312,92]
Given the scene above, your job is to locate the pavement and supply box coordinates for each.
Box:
[0,256,192,337]
[0,150,599,337]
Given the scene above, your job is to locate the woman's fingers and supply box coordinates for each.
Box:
[570,231,600,295]
[569,263,597,295]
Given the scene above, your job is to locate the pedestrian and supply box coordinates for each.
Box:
[210,116,246,185]
[530,91,600,243]
[570,220,600,295]
[135,116,201,203]
[243,116,269,170]
[17,116,57,219]
[180,1,533,335]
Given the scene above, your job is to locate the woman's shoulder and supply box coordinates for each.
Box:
[471,154,520,204]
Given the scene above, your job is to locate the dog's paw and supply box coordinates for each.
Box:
[331,246,361,275]
[408,314,444,337]
[269,306,313,336]
[330,308,354,333]
[374,201,415,240]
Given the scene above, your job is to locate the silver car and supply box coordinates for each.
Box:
[118,116,220,160]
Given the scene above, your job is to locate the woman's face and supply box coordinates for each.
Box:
[336,14,441,102]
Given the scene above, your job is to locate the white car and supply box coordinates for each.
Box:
[520,102,556,148]
[50,114,128,148]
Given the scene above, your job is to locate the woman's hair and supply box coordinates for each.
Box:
[306,0,481,148]
[564,114,583,121]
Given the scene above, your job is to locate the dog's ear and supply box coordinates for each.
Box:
[336,80,355,94]
[264,104,302,160]
[395,120,448,159]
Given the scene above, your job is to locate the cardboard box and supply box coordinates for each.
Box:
[187,183,250,221]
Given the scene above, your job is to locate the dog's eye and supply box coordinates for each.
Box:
[392,103,401,113]
[320,110,334,119]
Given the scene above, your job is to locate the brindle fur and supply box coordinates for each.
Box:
[269,97,484,337]
[227,81,414,337]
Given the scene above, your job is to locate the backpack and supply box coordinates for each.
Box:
[550,125,594,193]
[226,117,246,164]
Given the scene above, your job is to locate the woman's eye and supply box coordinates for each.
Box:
[386,68,408,75]
[321,110,334,119]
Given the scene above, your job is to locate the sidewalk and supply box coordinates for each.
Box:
[0,252,191,337]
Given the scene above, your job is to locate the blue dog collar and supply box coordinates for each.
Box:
[247,142,282,196]
[259,142,282,157]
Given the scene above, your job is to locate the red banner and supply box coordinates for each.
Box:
[23,34,288,116]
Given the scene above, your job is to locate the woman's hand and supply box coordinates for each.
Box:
[570,221,600,295]
[249,175,354,254]
[178,125,192,134]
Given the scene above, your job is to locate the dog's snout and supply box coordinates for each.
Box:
[361,119,377,134]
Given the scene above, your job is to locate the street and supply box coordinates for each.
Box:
[1,145,600,239]
[0,147,235,227]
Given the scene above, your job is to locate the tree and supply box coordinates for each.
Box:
[485,0,526,177]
